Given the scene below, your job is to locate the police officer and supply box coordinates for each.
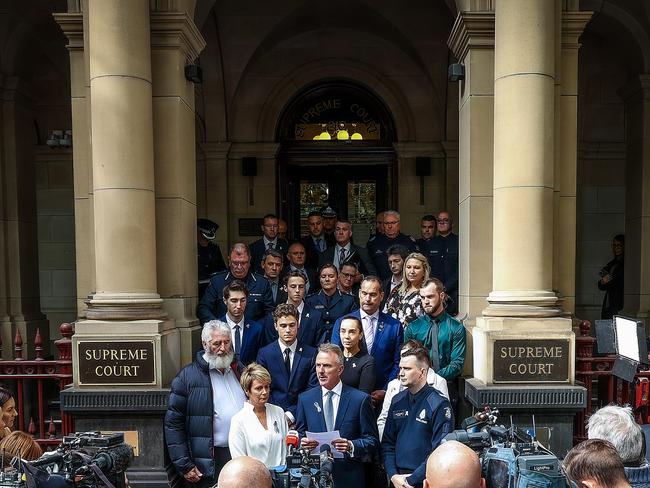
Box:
[430,211,459,316]
[197,218,226,299]
[197,243,275,323]
[416,215,437,271]
[366,210,417,281]
[382,345,453,488]
[305,264,355,343]
[320,206,337,247]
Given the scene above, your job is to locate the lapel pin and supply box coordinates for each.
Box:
[299,347,303,352]
[246,323,250,329]
[352,363,357,368]
[314,402,321,413]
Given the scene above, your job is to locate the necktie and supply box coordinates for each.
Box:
[366,316,376,353]
[324,390,334,431]
[429,318,441,371]
[284,348,291,376]
[267,241,274,250]
[317,238,325,252]
[339,248,347,268]
[270,281,278,302]
[234,324,241,356]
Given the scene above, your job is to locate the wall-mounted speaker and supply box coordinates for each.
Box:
[242,157,258,177]
[415,157,431,177]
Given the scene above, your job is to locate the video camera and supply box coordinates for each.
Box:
[445,407,571,488]
[270,430,333,488]
[11,432,134,488]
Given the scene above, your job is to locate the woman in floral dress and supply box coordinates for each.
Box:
[383,252,430,328]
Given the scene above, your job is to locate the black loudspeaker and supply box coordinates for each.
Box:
[415,157,431,177]
[184,64,203,84]
[242,157,258,177]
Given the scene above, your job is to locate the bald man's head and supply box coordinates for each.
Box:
[217,456,272,488]
[423,441,485,488]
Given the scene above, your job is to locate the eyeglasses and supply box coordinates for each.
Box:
[340,272,356,279]
[437,219,450,223]
[263,224,278,229]
[231,262,248,268]
[384,221,399,226]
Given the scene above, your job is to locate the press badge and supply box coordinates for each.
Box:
[393,410,408,419]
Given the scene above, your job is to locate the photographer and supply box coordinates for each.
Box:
[423,441,485,488]
[597,234,624,320]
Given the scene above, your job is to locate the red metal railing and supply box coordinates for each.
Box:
[574,319,650,444]
[0,322,74,449]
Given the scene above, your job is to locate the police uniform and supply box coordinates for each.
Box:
[304,290,355,343]
[429,233,459,316]
[198,243,226,299]
[366,233,417,281]
[381,385,453,487]
[416,238,436,271]
[196,271,275,324]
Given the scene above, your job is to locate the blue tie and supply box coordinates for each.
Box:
[234,325,241,356]
[324,390,334,431]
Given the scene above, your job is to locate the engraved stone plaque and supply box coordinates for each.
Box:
[493,339,570,383]
[78,340,156,386]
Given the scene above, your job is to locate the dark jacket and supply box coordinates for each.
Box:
[366,233,417,281]
[318,244,377,277]
[250,237,289,274]
[301,235,329,270]
[598,256,624,320]
[196,271,274,324]
[429,233,459,315]
[164,351,243,483]
[305,290,356,344]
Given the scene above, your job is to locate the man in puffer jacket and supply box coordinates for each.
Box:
[164,320,246,487]
[587,405,650,488]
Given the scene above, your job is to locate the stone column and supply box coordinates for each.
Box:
[447,10,495,323]
[553,12,592,315]
[0,77,49,359]
[467,1,585,457]
[54,5,95,319]
[150,11,205,366]
[200,142,232,249]
[619,75,650,320]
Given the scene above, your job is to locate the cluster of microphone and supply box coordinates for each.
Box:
[277,430,333,488]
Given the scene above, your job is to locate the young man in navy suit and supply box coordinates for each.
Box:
[256,303,317,427]
[261,271,324,347]
[218,280,264,365]
[331,276,404,410]
[296,343,379,487]
[249,214,289,274]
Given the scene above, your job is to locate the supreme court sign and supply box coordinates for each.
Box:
[77,340,156,386]
[493,339,570,383]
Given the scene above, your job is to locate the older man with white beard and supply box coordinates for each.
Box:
[165,320,246,488]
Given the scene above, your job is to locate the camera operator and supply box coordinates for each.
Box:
[382,345,453,488]
[564,439,631,488]
[217,456,272,488]
[0,431,42,465]
[423,441,485,488]
[587,405,650,488]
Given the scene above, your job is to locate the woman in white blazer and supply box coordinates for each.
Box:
[229,363,288,468]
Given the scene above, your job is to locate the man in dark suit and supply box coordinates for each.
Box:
[381,244,408,309]
[301,211,330,269]
[283,242,318,294]
[261,248,286,305]
[319,219,377,278]
[218,280,264,365]
[197,243,274,323]
[249,214,289,274]
[262,271,324,347]
[331,276,403,409]
[296,343,379,487]
[430,211,459,316]
[256,303,317,426]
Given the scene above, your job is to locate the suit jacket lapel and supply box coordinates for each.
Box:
[311,388,327,431]
[371,313,389,355]
[289,343,303,384]
[335,386,351,430]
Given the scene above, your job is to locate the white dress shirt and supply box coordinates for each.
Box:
[229,402,288,468]
[225,314,244,352]
[376,368,449,440]
[359,310,380,352]
[333,243,352,269]
[278,339,298,371]
[204,353,247,447]
[321,381,343,428]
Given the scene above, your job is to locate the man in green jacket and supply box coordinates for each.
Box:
[404,278,466,418]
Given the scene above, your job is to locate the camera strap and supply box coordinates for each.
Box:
[72,451,117,488]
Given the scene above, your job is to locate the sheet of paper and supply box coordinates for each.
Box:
[615,316,640,361]
[306,430,343,458]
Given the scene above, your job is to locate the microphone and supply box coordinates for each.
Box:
[319,444,333,488]
[286,430,300,456]
[91,443,134,475]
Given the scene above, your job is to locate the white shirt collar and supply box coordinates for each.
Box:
[296,301,305,314]
[263,236,278,247]
[335,243,351,252]
[226,314,244,329]
[321,380,343,397]
[278,339,298,354]
[360,309,380,321]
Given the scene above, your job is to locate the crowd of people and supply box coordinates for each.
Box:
[166,208,466,487]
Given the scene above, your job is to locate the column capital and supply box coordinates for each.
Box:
[52,12,84,51]
[228,142,281,160]
[150,12,206,62]
[561,11,593,50]
[618,74,650,105]
[448,11,495,62]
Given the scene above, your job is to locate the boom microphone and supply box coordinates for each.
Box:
[92,443,134,475]
[286,430,300,456]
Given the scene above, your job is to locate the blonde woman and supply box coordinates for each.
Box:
[383,252,430,327]
[228,363,288,468]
